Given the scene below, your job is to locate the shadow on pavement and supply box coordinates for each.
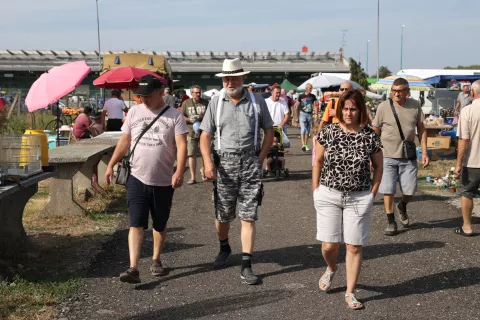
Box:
[357,267,480,302]
[409,216,480,231]
[132,241,445,290]
[86,229,204,279]
[121,289,293,320]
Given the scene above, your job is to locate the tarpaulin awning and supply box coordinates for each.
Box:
[425,74,480,85]
[280,79,298,91]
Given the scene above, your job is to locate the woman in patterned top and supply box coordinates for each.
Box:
[312,89,383,310]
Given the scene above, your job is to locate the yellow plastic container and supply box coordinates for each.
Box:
[25,130,49,167]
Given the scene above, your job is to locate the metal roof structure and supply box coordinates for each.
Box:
[0,49,349,73]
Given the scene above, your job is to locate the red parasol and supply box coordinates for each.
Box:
[93,66,166,89]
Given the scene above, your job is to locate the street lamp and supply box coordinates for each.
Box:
[376,0,380,80]
[366,40,370,76]
[400,25,405,70]
[96,0,103,103]
[96,0,102,71]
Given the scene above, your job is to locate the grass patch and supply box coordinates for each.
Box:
[1,181,128,319]
[0,276,81,318]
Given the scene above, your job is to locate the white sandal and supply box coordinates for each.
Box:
[318,268,336,292]
[345,293,364,310]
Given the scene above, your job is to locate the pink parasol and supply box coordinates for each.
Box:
[25,60,91,112]
[93,66,166,89]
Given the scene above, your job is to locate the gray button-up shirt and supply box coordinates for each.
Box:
[200,90,273,153]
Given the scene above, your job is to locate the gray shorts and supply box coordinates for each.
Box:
[213,150,263,223]
[460,167,480,199]
[313,185,374,246]
[379,158,418,196]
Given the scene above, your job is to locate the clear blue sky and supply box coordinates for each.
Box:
[3,0,477,75]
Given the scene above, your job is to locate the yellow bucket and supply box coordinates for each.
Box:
[24,130,49,167]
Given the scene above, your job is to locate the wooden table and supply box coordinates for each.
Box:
[0,172,54,258]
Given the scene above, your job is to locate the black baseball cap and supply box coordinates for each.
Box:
[136,75,165,96]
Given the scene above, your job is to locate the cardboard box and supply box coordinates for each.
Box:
[427,136,451,149]
[417,147,456,161]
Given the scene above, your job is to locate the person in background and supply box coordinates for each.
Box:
[90,112,104,136]
[454,84,472,115]
[247,84,254,92]
[102,89,126,131]
[181,85,209,184]
[295,83,317,151]
[265,85,289,134]
[163,87,176,107]
[454,80,480,236]
[262,87,272,99]
[313,89,383,310]
[73,106,94,139]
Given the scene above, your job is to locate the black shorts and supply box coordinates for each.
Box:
[106,118,123,131]
[460,167,480,199]
[126,175,174,232]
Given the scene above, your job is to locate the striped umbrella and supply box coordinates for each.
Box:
[371,75,434,91]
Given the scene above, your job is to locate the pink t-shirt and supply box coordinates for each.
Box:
[121,104,188,186]
[73,113,90,138]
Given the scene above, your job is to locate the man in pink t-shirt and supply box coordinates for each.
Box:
[73,106,93,139]
[105,75,188,284]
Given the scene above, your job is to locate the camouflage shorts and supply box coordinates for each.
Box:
[213,151,264,223]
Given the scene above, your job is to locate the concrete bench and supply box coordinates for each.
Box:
[0,172,54,258]
[40,143,116,216]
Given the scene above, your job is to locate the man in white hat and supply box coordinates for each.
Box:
[200,58,274,285]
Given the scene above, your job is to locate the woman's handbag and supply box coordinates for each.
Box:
[115,106,170,185]
[389,99,418,161]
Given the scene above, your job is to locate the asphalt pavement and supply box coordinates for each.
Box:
[60,127,480,320]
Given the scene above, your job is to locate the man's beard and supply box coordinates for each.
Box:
[226,86,243,97]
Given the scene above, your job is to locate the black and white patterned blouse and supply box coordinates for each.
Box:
[317,124,382,192]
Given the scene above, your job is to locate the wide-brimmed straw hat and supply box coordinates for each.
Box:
[215,58,250,77]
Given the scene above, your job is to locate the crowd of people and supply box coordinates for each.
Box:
[100,58,479,311]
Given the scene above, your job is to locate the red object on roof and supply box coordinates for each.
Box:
[302,45,308,53]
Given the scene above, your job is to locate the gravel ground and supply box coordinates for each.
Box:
[59,127,480,320]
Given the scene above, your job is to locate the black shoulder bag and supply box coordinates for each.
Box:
[389,99,417,160]
[115,106,170,185]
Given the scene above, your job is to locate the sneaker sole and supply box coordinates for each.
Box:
[240,275,260,285]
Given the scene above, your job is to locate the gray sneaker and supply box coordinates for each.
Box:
[397,201,410,226]
[241,267,260,285]
[384,221,398,236]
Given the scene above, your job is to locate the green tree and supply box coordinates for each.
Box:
[373,66,392,79]
[445,65,480,70]
[349,58,369,89]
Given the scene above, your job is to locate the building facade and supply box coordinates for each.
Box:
[0,49,350,94]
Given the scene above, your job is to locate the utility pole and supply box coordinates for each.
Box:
[366,40,370,76]
[96,0,103,102]
[400,25,405,70]
[341,29,348,53]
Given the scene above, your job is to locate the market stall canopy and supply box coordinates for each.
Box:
[424,74,480,85]
[280,79,298,91]
[93,66,166,89]
[102,53,172,78]
[298,74,345,90]
[25,60,91,112]
[371,75,434,91]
